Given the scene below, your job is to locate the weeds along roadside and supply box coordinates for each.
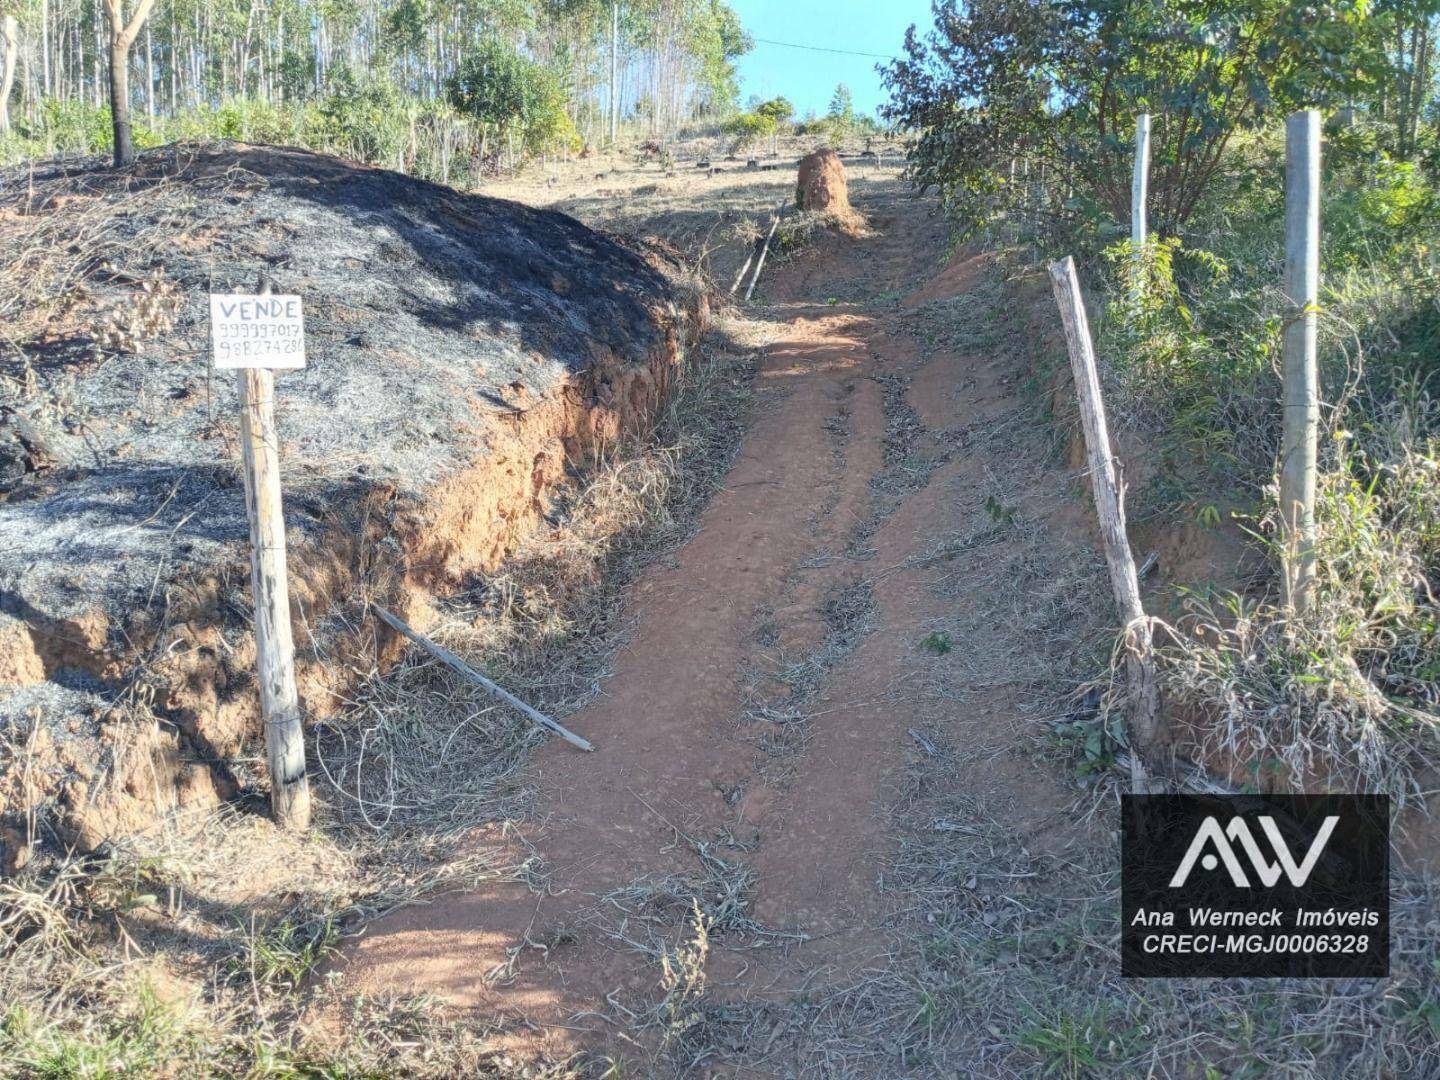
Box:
[0,312,757,1077]
[991,139,1439,1074]
[1006,123,1440,805]
[901,149,1440,1078]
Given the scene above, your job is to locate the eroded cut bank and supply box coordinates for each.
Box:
[0,144,705,858]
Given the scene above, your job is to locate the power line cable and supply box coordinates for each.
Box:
[749,36,896,61]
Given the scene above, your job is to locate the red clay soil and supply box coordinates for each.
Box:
[336,192,1102,1067]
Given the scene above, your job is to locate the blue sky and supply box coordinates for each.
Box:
[730,1,935,119]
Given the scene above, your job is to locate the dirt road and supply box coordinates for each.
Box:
[339,184,1114,1073]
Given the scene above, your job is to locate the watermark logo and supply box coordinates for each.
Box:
[1168,814,1339,889]
[1122,795,1388,978]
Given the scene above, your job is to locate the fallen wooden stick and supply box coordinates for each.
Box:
[743,204,784,302]
[728,241,759,296]
[1117,752,1241,796]
[371,604,595,752]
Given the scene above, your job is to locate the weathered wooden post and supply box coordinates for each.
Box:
[1130,113,1151,301]
[1048,256,1161,791]
[1280,110,1321,615]
[211,277,311,829]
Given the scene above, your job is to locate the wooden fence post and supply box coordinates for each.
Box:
[1048,256,1161,790]
[1280,109,1321,615]
[1130,113,1151,301]
[236,278,311,829]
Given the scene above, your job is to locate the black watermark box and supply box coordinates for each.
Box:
[1122,794,1388,978]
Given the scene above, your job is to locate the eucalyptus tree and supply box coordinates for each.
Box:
[1375,0,1439,158]
[3,0,753,162]
[100,0,156,163]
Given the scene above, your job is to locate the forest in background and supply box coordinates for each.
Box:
[0,0,754,178]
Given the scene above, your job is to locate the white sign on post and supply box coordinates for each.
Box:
[209,293,307,369]
[215,281,313,829]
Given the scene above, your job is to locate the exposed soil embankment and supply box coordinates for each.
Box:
[0,144,704,856]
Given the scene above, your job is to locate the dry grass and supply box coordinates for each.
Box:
[0,135,798,1078]
[987,262,1440,1079]
[732,577,877,787]
[582,831,805,960]
[0,308,757,1076]
[0,786,544,1076]
[315,321,753,839]
[486,138,906,298]
[1154,429,1440,803]
[6,145,1434,1079]
[0,158,191,338]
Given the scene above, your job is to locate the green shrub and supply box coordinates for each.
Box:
[408,99,485,185]
[1084,126,1440,797]
[1327,157,1437,267]
[36,98,114,155]
[310,69,409,166]
[1095,133,1440,507]
[445,38,574,162]
[1160,431,1440,799]
[754,97,794,128]
[722,111,774,149]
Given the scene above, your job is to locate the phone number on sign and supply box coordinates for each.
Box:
[215,337,304,360]
[1141,933,1372,955]
[215,321,302,341]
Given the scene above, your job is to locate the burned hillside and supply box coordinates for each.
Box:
[0,143,705,857]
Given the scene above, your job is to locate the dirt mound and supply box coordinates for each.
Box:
[0,143,705,857]
[795,148,863,232]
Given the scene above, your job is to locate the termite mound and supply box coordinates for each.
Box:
[796,147,865,234]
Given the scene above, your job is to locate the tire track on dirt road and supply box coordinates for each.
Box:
[337,190,1102,1071]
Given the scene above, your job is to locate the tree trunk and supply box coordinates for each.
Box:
[110,40,133,165]
[144,21,154,120]
[41,0,51,98]
[169,10,177,112]
[0,16,16,135]
[609,1,619,145]
[103,0,157,167]
[93,10,103,107]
